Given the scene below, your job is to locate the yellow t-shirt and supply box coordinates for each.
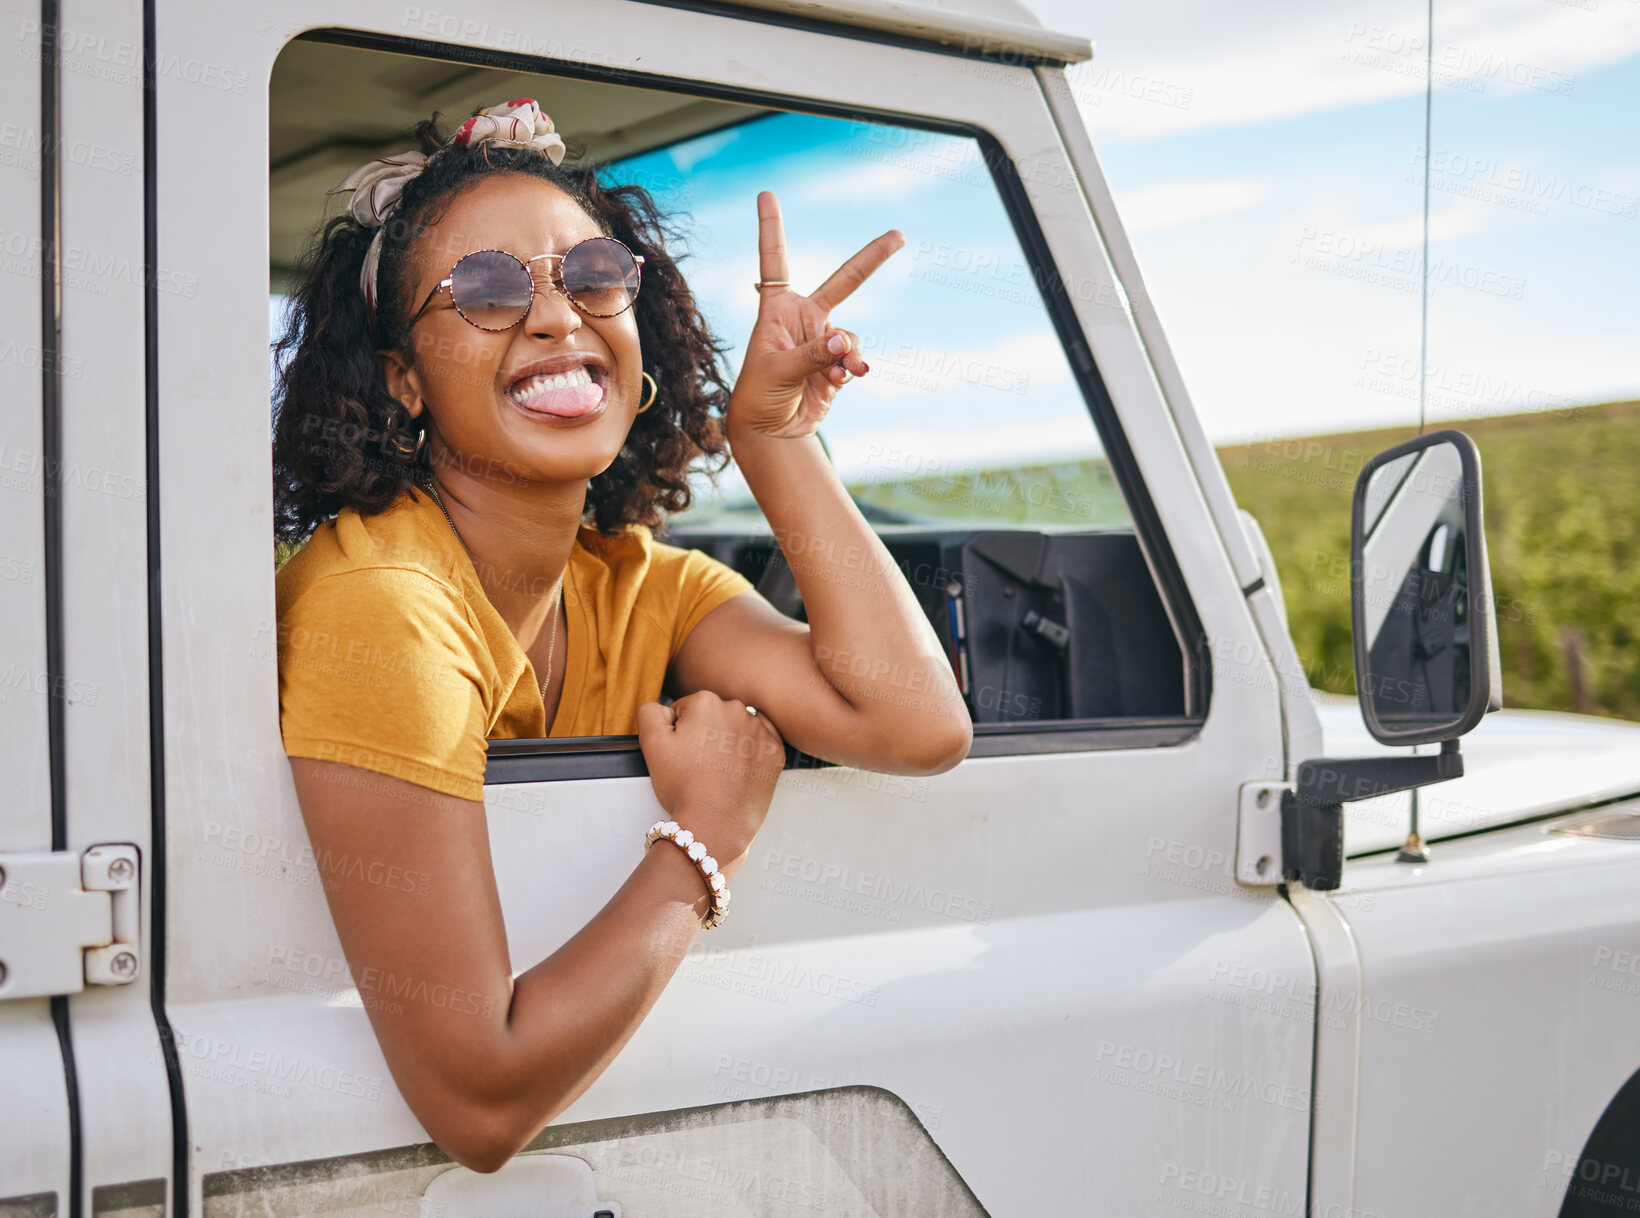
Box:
[275,486,754,801]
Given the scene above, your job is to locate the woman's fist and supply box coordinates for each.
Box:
[637,690,785,877]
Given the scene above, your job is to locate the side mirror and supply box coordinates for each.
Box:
[1351,430,1503,746]
[1268,429,1504,891]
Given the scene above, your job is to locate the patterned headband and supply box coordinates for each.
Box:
[328,98,569,313]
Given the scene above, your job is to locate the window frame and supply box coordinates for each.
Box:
[281,28,1214,784]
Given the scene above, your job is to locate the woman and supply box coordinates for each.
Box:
[271,99,971,1173]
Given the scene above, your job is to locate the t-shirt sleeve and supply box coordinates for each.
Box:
[667,545,756,660]
[277,566,491,801]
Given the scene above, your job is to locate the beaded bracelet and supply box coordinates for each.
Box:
[644,820,731,929]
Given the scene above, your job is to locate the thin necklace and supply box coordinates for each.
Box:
[425,478,563,705]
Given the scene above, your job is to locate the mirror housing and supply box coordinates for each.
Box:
[1350,429,1503,747]
[1271,429,1504,891]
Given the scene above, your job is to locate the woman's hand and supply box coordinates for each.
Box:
[637,691,786,879]
[726,190,904,440]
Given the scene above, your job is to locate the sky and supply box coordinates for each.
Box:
[1022,0,1640,443]
[610,117,1110,496]
[614,0,1640,455]
[275,1,1640,475]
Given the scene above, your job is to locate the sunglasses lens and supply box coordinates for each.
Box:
[450,250,534,329]
[560,238,641,317]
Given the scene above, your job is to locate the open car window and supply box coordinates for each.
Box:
[604,114,1135,535]
[269,38,1200,761]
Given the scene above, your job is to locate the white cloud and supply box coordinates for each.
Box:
[828,417,1106,483]
[667,128,740,173]
[1326,199,1496,251]
[1134,202,1637,445]
[845,329,1072,402]
[791,158,945,206]
[1116,177,1272,234]
[1027,0,1640,140]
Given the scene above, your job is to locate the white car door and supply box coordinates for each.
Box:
[1,3,177,1215]
[0,11,74,1212]
[1313,812,1640,1217]
[156,2,1320,1214]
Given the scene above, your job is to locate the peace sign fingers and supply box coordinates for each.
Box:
[810,228,906,313]
[731,189,899,439]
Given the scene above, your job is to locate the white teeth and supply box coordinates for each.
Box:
[510,365,595,405]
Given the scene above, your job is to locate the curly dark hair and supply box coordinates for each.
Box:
[271,113,734,544]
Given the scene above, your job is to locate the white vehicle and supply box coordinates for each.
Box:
[3,1,1638,1215]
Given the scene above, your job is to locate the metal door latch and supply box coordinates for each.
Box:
[0,844,141,1000]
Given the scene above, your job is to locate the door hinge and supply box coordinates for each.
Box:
[0,843,141,1000]
[1236,782,1290,886]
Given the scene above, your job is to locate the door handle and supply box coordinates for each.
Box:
[422,1153,620,1217]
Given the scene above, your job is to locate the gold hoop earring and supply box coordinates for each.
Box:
[637,371,658,414]
[393,426,426,458]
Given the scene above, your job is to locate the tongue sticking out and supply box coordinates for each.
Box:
[509,370,606,418]
[521,382,603,416]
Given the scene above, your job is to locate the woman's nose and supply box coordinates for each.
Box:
[523,266,581,339]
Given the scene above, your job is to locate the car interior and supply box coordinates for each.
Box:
[270,34,1190,740]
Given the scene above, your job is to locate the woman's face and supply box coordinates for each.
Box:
[391,173,645,491]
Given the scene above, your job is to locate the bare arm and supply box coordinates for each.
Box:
[670,190,971,774]
[289,690,783,1172]
[669,435,969,774]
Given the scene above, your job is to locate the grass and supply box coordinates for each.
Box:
[845,454,1132,529]
[1219,399,1640,721]
[842,399,1640,722]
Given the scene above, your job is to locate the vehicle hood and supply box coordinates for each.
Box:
[1308,694,1640,856]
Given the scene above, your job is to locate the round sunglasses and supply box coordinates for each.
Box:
[407,237,645,331]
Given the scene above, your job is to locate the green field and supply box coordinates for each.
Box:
[1219,400,1640,721]
[842,399,1640,722]
[846,454,1133,530]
